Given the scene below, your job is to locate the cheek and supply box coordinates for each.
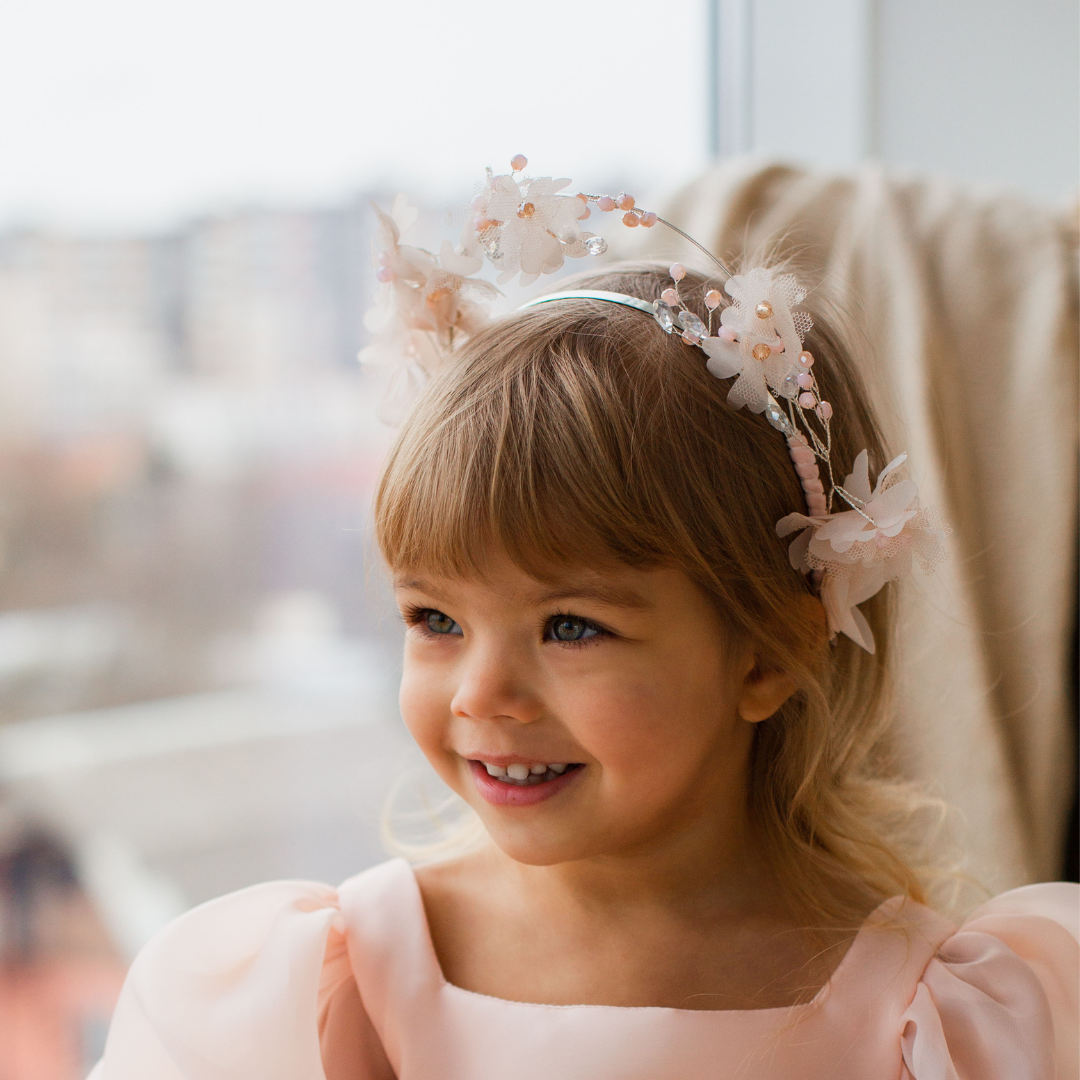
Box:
[398,648,453,757]
[560,651,738,783]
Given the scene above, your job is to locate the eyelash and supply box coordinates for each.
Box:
[400,605,610,648]
[401,605,451,639]
[544,612,609,649]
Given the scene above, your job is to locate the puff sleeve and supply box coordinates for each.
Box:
[900,883,1079,1080]
[88,880,394,1080]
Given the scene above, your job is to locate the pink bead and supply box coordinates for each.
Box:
[617,193,635,210]
[798,350,814,368]
[661,288,679,306]
[798,392,817,409]
[640,211,658,227]
[681,331,701,346]
[376,266,394,283]
[704,289,722,310]
[579,206,590,219]
[474,216,497,231]
[817,401,833,420]
[510,154,527,171]
[717,325,737,342]
[597,196,616,212]
[669,263,686,281]
[797,372,813,389]
[471,194,486,211]
[623,212,639,227]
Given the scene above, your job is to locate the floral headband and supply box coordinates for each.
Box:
[361,156,949,654]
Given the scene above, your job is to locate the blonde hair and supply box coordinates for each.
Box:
[375,260,942,928]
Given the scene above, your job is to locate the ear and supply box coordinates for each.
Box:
[736,661,798,723]
[735,595,824,723]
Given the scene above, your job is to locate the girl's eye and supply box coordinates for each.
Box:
[547,615,601,644]
[424,610,461,635]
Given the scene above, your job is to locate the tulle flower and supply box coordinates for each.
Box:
[475,170,601,286]
[701,267,812,413]
[776,450,949,652]
[359,194,500,422]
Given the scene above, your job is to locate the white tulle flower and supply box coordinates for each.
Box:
[359,194,500,423]
[776,451,948,652]
[701,267,811,413]
[475,172,595,286]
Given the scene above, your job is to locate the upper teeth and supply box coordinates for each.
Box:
[483,761,569,784]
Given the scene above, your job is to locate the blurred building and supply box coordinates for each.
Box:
[0,198,418,1038]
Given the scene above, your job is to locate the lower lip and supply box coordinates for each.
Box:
[468,760,582,807]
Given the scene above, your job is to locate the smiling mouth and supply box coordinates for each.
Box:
[474,761,583,786]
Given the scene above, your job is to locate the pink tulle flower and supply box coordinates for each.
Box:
[776,451,949,653]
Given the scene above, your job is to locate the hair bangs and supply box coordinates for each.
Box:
[375,310,683,580]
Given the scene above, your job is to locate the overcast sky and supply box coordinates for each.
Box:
[0,0,708,233]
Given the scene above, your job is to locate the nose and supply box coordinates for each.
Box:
[449,639,543,725]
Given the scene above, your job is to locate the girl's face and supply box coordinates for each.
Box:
[394,553,794,866]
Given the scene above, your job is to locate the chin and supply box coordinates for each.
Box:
[477,813,621,867]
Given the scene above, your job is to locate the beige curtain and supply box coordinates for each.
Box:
[630,159,1079,891]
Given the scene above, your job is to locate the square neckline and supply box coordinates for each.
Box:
[398,859,905,1016]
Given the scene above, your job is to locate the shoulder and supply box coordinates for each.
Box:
[92,863,410,1080]
[900,882,1079,1080]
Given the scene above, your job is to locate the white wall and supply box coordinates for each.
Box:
[717,0,1079,202]
[876,0,1078,201]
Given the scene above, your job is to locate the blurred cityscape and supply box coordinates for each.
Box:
[0,197,428,1077]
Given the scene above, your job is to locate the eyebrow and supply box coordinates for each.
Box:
[531,584,653,610]
[394,578,652,611]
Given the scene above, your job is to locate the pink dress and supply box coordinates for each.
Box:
[89,859,1078,1080]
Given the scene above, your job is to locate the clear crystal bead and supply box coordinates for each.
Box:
[653,301,675,333]
[764,400,795,435]
[584,235,608,255]
[678,310,707,338]
[782,374,799,397]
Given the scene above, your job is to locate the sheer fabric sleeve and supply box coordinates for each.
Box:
[88,879,393,1080]
[900,883,1079,1080]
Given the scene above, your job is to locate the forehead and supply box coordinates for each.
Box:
[392,557,660,611]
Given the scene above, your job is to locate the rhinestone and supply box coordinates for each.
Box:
[584,235,608,255]
[752,342,771,361]
[678,310,707,338]
[764,401,795,435]
[755,301,773,319]
[653,301,675,333]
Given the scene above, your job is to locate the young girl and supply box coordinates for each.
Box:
[91,163,1078,1080]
